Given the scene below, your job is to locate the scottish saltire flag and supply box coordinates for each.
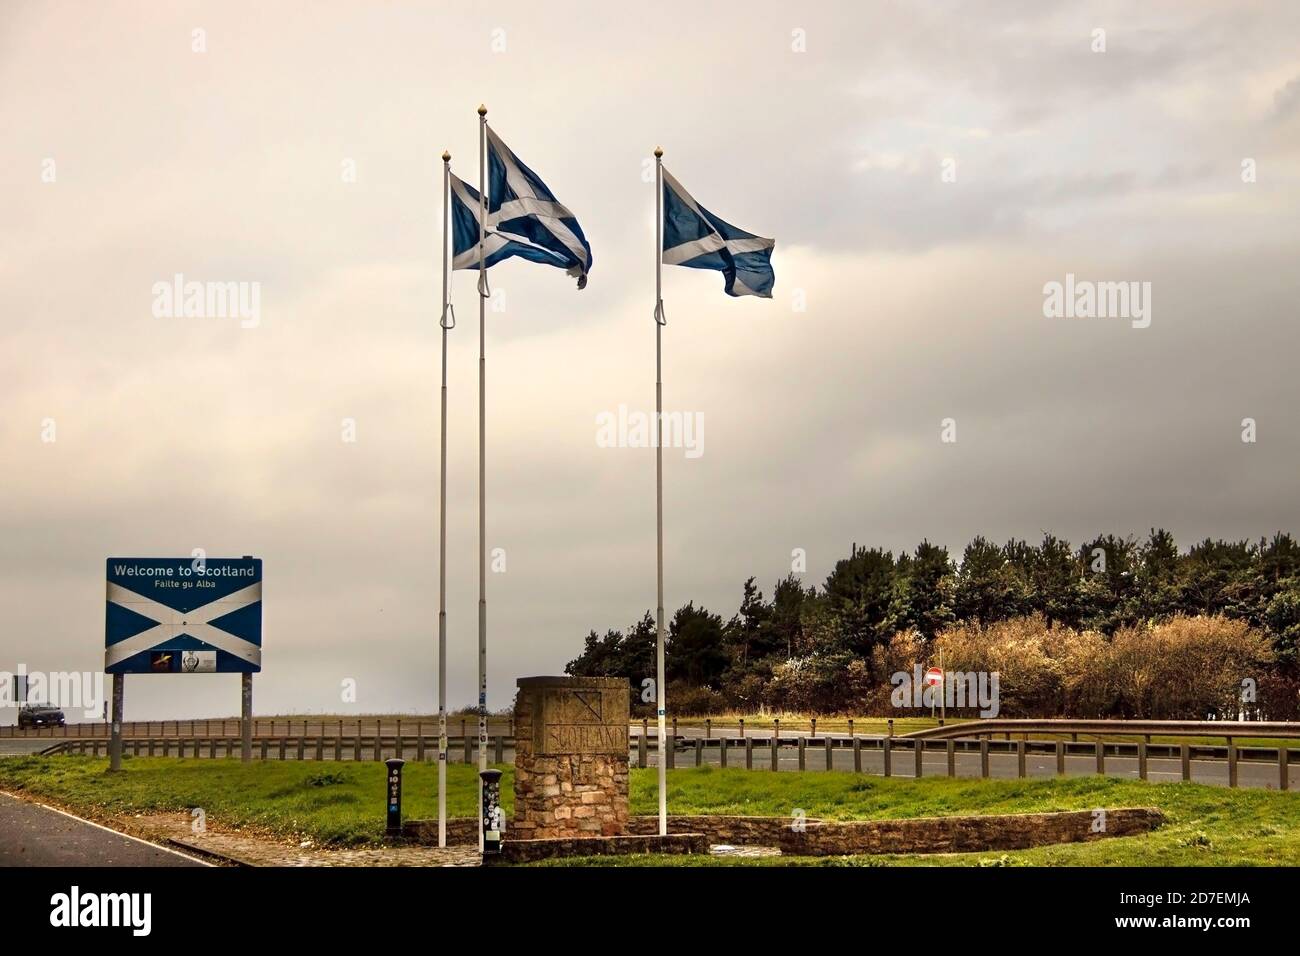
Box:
[451,126,592,288]
[662,169,774,297]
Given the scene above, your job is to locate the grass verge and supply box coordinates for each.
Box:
[0,756,1294,864]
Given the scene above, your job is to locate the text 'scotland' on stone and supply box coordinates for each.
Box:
[537,688,629,755]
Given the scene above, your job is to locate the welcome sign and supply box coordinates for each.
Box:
[104,557,263,674]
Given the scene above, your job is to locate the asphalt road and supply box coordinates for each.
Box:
[0,792,207,867]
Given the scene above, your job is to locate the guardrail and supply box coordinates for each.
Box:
[42,734,515,763]
[902,718,1300,740]
[1,717,515,739]
[30,718,1299,791]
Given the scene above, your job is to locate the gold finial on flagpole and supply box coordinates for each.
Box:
[442,150,451,162]
[654,146,663,158]
[477,103,487,116]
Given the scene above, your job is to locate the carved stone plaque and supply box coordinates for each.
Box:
[537,687,627,755]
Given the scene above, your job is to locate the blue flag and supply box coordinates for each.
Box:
[661,168,774,298]
[451,126,592,289]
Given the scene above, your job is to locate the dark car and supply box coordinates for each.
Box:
[17,704,66,730]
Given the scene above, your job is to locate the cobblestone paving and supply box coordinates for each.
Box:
[709,843,781,858]
[117,812,779,865]
[124,813,481,867]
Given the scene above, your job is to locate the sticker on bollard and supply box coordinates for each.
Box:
[385,758,405,838]
[480,768,504,855]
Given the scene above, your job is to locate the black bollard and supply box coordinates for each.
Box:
[385,758,406,838]
[480,768,504,855]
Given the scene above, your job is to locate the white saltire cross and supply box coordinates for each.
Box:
[105,581,262,669]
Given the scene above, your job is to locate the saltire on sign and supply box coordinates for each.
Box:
[661,168,774,298]
[105,557,262,674]
[449,125,593,288]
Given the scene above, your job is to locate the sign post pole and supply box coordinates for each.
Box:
[108,673,124,772]
[241,672,253,763]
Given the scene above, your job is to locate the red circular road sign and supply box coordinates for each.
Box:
[924,667,944,687]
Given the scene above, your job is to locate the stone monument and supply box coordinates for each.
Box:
[512,676,629,839]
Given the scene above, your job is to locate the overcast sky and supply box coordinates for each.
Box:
[2,1,1299,721]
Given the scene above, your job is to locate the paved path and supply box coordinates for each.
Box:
[0,792,208,866]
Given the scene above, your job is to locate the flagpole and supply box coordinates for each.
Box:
[653,146,667,837]
[438,148,451,849]
[476,103,489,853]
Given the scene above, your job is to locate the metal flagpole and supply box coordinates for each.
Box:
[476,103,489,853]
[438,149,452,849]
[653,146,667,837]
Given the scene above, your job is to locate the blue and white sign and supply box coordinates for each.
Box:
[105,557,262,674]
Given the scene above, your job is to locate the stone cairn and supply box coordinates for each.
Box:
[512,676,629,839]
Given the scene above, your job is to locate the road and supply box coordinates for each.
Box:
[0,792,207,866]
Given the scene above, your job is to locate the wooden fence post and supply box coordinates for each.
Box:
[883,737,892,777]
[914,740,924,778]
[694,737,703,767]
[797,737,806,770]
[824,736,833,771]
[1055,739,1065,776]
[720,738,728,768]
[639,719,648,769]
[853,737,862,773]
[1181,743,1191,781]
[1227,738,1238,788]
[1138,740,1148,781]
[745,737,753,770]
[1096,740,1105,775]
[1280,746,1290,792]
[494,735,504,764]
[1016,739,1026,778]
[770,735,778,771]
[946,738,955,777]
[980,737,990,778]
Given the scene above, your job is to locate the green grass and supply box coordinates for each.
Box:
[0,756,501,846]
[1,756,1297,864]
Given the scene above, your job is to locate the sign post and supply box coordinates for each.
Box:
[925,666,944,722]
[241,672,253,763]
[108,673,125,772]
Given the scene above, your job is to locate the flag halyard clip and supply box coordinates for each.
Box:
[441,301,456,330]
[654,299,666,326]
[477,271,491,299]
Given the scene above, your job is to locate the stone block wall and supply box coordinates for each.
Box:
[512,676,629,839]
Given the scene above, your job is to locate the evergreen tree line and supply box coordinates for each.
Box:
[564,530,1300,718]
